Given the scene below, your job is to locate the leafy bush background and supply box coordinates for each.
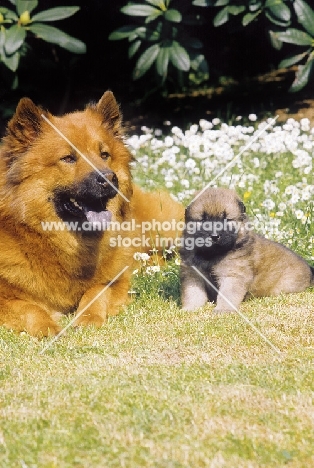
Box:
[110,0,314,92]
[1,0,314,123]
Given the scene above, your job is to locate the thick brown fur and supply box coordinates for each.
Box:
[0,91,184,336]
[180,187,313,311]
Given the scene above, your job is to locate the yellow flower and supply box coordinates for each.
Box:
[243,191,251,201]
[0,13,4,23]
[269,212,275,218]
[20,11,31,25]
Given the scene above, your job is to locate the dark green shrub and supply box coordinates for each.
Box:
[0,0,85,88]
[109,0,209,88]
[110,0,314,92]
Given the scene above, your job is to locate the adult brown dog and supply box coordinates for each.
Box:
[0,91,184,336]
[180,187,314,311]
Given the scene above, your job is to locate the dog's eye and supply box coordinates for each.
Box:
[60,155,77,164]
[100,151,110,161]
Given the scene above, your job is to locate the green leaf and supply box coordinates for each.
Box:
[275,28,313,46]
[249,0,262,12]
[145,10,163,23]
[29,23,86,54]
[144,26,161,41]
[228,6,245,15]
[213,7,229,26]
[133,43,160,79]
[190,53,208,73]
[265,9,290,26]
[146,0,166,7]
[156,46,170,77]
[266,1,291,24]
[16,0,38,16]
[193,0,213,5]
[128,26,147,41]
[1,50,19,71]
[3,9,18,20]
[0,30,5,57]
[109,25,138,41]
[128,39,141,58]
[269,30,283,49]
[169,40,190,71]
[32,7,80,22]
[121,4,160,17]
[294,0,314,36]
[290,58,313,92]
[242,11,260,26]
[4,24,26,55]
[215,0,229,6]
[279,51,309,68]
[165,9,182,22]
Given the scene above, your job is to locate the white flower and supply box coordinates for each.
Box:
[164,136,174,147]
[295,209,304,220]
[300,118,310,132]
[262,198,275,210]
[133,252,150,263]
[146,266,160,274]
[185,158,196,169]
[212,118,221,126]
[199,119,213,130]
[248,114,257,121]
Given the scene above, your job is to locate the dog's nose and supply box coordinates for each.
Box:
[211,234,220,241]
[97,170,118,188]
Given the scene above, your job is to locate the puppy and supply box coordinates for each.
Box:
[180,188,314,311]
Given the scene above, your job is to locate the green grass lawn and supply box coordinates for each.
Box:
[1,115,314,467]
[1,290,314,467]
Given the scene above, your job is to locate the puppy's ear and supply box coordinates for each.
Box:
[238,200,247,220]
[238,201,246,213]
[95,91,122,136]
[3,98,48,161]
[184,205,192,220]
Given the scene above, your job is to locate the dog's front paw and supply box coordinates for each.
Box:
[73,313,106,328]
[23,317,61,338]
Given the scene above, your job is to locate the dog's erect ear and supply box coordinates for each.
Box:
[8,98,43,139]
[2,98,49,164]
[95,91,122,136]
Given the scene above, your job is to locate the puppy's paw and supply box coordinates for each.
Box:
[73,313,106,328]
